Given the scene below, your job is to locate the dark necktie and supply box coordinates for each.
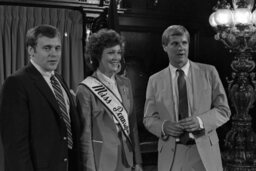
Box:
[177,69,190,144]
[50,75,73,149]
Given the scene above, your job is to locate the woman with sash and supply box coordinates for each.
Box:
[76,29,143,171]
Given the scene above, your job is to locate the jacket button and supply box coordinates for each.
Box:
[64,158,68,162]
[63,137,67,140]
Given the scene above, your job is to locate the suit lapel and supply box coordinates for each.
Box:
[162,68,177,121]
[115,75,130,114]
[190,62,200,115]
[25,63,61,117]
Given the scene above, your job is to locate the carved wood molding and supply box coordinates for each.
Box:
[0,0,181,34]
[0,0,99,8]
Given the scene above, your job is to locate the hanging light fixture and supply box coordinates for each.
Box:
[209,0,256,170]
[209,0,256,52]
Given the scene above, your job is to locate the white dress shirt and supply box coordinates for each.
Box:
[162,60,204,139]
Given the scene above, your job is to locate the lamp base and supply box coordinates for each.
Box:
[224,163,256,171]
[223,52,256,171]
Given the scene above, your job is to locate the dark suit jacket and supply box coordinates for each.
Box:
[76,73,142,171]
[0,63,81,171]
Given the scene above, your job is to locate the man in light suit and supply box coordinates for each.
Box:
[143,25,231,171]
[0,25,80,171]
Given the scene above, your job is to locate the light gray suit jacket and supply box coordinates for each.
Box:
[143,61,231,171]
[76,73,142,171]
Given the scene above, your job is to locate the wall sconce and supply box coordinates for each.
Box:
[153,0,158,6]
[209,0,256,170]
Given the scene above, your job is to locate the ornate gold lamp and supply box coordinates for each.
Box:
[209,0,256,170]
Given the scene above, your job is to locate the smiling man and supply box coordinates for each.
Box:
[0,25,80,171]
[143,25,231,171]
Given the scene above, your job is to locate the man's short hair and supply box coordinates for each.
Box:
[26,24,61,48]
[162,25,190,46]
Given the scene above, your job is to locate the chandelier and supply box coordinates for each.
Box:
[209,0,256,52]
[209,0,256,170]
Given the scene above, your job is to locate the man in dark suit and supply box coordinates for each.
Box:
[0,24,80,171]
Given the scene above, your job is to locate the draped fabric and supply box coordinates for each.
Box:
[0,5,85,90]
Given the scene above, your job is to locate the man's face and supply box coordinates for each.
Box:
[28,36,61,72]
[163,34,189,68]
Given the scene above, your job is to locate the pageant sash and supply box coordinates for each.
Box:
[81,76,131,142]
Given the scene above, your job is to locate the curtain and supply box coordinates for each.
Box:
[0,5,85,90]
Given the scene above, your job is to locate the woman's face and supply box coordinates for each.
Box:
[98,44,122,78]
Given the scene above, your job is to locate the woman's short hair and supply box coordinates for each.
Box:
[86,29,125,70]
[26,24,61,49]
[162,25,190,46]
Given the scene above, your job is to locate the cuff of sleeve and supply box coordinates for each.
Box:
[161,120,167,136]
[196,116,204,129]
[161,120,169,140]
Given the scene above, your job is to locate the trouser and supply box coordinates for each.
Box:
[170,144,206,171]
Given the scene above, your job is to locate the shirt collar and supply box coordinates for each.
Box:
[96,69,116,85]
[30,59,54,78]
[169,60,190,77]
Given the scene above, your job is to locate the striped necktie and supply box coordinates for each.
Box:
[177,69,190,144]
[50,75,73,149]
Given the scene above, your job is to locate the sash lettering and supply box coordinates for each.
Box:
[92,85,112,104]
[113,106,129,132]
[81,76,131,143]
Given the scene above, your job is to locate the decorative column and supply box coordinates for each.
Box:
[223,52,256,170]
[209,0,256,170]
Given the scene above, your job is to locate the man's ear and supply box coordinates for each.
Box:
[27,46,35,57]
